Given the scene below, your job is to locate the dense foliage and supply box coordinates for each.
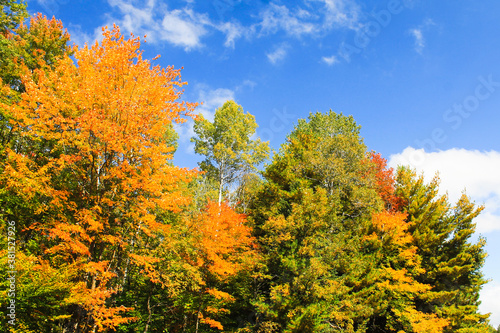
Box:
[0,3,496,332]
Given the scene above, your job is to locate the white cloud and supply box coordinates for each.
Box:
[257,1,360,38]
[42,0,368,54]
[97,0,369,58]
[267,44,289,64]
[216,21,246,48]
[160,8,208,50]
[389,147,500,233]
[409,28,424,54]
[240,80,257,90]
[480,282,500,328]
[104,0,247,50]
[259,3,316,37]
[408,19,436,54]
[195,86,236,121]
[322,55,339,65]
[106,0,159,40]
[67,24,94,48]
[35,0,62,13]
[314,0,361,30]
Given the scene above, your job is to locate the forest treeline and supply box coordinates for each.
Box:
[0,2,498,332]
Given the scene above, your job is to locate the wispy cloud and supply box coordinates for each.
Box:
[409,28,424,54]
[257,0,361,38]
[95,0,370,56]
[94,0,374,59]
[313,0,361,30]
[389,147,500,233]
[194,85,236,121]
[67,24,95,48]
[267,44,289,64]
[160,8,209,50]
[106,0,159,39]
[322,55,339,65]
[34,0,64,14]
[217,21,246,48]
[408,19,436,54]
[104,0,248,50]
[259,3,316,37]
[104,0,209,50]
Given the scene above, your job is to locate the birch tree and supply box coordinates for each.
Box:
[191,100,269,205]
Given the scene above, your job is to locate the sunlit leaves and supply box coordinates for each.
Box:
[192,100,270,204]
[394,167,489,332]
[1,23,197,331]
[185,201,257,331]
[0,5,491,331]
[0,0,26,33]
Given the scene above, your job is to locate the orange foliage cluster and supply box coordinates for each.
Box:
[370,211,450,332]
[2,24,199,331]
[369,152,405,211]
[188,201,257,330]
[194,201,255,277]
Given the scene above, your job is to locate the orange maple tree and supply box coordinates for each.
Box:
[368,152,405,211]
[2,25,197,331]
[186,201,257,331]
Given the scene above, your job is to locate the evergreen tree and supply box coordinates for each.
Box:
[395,167,490,332]
[249,111,383,332]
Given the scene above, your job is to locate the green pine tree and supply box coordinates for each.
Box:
[249,111,383,332]
[394,167,490,332]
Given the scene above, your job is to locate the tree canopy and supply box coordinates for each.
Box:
[0,3,495,333]
[192,100,270,205]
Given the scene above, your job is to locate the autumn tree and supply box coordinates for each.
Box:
[367,152,404,211]
[111,197,259,332]
[0,0,26,34]
[0,10,75,332]
[364,210,449,332]
[248,111,384,332]
[0,24,197,332]
[1,13,72,168]
[191,100,270,205]
[183,201,257,332]
[394,167,490,332]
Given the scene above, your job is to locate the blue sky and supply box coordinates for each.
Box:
[28,0,500,326]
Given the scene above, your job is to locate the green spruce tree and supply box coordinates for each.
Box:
[395,167,490,332]
[249,111,383,332]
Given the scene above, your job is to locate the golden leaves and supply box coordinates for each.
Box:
[371,211,412,247]
[193,201,255,278]
[1,21,199,331]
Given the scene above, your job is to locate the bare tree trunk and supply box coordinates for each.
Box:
[218,161,224,206]
[219,169,224,206]
[143,294,152,333]
[218,179,223,206]
[195,310,200,333]
[182,315,187,333]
